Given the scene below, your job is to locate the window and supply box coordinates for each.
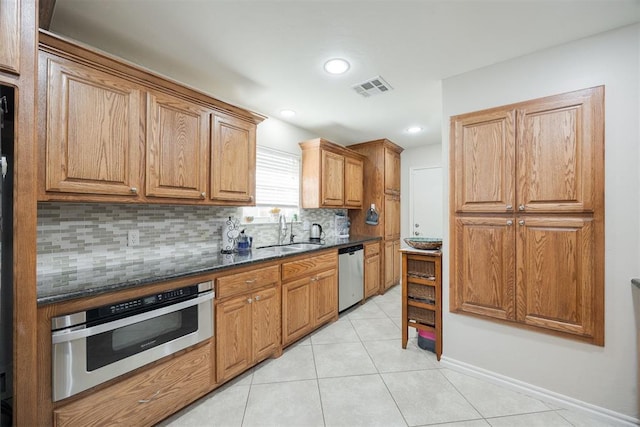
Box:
[242,146,300,223]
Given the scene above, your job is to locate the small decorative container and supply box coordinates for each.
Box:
[404,237,442,250]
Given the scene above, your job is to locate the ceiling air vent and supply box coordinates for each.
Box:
[352,76,393,98]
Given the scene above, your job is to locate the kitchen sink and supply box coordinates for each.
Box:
[254,242,324,255]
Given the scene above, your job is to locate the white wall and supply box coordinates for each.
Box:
[400,144,442,242]
[256,116,317,154]
[442,24,640,419]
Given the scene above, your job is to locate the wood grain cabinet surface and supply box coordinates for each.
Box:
[215,265,281,383]
[450,86,604,345]
[211,113,256,204]
[146,90,210,200]
[37,31,263,205]
[364,242,381,300]
[41,53,143,197]
[281,251,338,346]
[0,0,20,74]
[348,139,404,294]
[53,343,211,427]
[299,138,364,209]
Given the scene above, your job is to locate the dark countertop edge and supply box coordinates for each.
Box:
[37,235,381,306]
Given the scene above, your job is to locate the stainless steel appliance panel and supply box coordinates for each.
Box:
[338,244,364,312]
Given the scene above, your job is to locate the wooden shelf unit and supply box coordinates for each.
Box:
[401,249,442,360]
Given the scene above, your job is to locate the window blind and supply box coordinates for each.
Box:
[255,146,300,207]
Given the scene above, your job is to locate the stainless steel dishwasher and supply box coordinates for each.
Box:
[338,244,364,312]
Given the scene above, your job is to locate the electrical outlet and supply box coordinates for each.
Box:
[127,230,140,247]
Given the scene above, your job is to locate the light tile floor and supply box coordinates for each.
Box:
[159,285,616,427]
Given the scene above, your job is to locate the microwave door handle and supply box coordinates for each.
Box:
[51,291,214,344]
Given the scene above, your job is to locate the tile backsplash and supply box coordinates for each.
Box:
[37,202,347,296]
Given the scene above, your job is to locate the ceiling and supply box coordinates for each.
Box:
[49,0,640,149]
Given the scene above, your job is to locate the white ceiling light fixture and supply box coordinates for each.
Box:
[324,58,350,75]
[406,126,423,134]
[280,109,296,118]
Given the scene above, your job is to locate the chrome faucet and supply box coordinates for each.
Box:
[289,220,296,243]
[278,214,287,245]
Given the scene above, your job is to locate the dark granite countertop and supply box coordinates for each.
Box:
[37,235,380,306]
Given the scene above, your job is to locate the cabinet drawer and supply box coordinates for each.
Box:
[53,343,211,427]
[364,242,380,257]
[217,265,279,299]
[282,251,337,282]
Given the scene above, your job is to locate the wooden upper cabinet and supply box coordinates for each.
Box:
[321,150,345,206]
[452,86,603,214]
[384,147,401,195]
[516,216,600,342]
[43,55,142,196]
[452,109,516,213]
[517,87,603,213]
[0,0,20,74]
[451,216,516,321]
[146,91,209,199]
[344,156,363,208]
[211,113,256,204]
[300,138,364,209]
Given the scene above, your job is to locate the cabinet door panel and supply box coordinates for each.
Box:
[517,87,603,213]
[321,150,344,206]
[452,216,515,320]
[384,147,401,195]
[216,295,252,382]
[384,195,400,240]
[452,109,515,212]
[516,217,596,338]
[211,113,256,203]
[0,0,20,74]
[44,56,142,196]
[282,277,312,345]
[364,254,380,299]
[313,268,338,326]
[344,156,363,208]
[252,286,281,362]
[146,91,209,199]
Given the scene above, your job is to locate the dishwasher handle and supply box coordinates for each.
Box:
[338,244,364,255]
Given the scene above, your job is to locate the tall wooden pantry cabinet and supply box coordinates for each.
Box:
[449,86,605,345]
[348,139,404,293]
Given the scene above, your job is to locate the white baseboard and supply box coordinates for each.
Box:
[440,356,639,426]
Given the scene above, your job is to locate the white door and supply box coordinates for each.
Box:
[409,167,443,239]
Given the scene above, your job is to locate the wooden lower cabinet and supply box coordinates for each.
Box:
[383,239,401,291]
[451,215,602,344]
[364,242,381,299]
[216,283,281,383]
[53,343,211,427]
[281,251,338,346]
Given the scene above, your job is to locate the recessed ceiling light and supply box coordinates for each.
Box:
[406,126,423,134]
[280,109,296,118]
[324,58,350,75]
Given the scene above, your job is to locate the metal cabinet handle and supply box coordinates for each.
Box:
[506,220,513,226]
[245,279,257,284]
[247,298,253,304]
[130,187,138,194]
[506,205,513,210]
[255,295,261,301]
[519,220,525,226]
[518,204,525,211]
[200,192,206,198]
[138,390,160,404]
